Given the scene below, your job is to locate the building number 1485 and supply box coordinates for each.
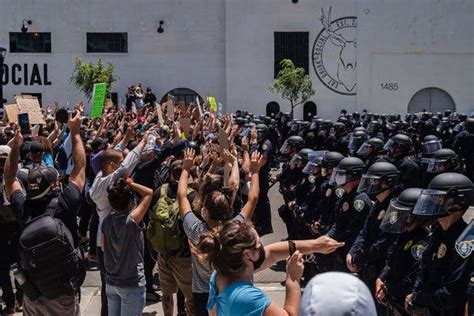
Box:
[380,83,399,91]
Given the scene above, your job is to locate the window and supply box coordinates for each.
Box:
[274,32,309,78]
[10,33,51,53]
[87,33,127,53]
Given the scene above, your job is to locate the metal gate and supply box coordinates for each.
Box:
[407,87,455,113]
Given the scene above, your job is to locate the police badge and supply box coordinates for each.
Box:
[411,242,427,261]
[353,199,365,212]
[335,188,345,198]
[455,240,473,259]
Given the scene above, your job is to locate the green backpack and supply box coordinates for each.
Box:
[146,184,192,255]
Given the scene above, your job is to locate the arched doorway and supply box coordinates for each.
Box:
[160,87,204,105]
[266,101,280,118]
[303,101,317,121]
[407,87,455,113]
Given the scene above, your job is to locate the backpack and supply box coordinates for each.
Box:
[147,184,192,255]
[19,199,86,300]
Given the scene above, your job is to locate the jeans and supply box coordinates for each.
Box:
[97,247,108,316]
[106,284,146,316]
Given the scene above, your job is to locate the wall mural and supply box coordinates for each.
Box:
[312,7,357,96]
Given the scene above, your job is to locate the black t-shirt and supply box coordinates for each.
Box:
[11,183,82,247]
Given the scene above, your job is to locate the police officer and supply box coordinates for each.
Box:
[375,188,430,315]
[250,123,274,236]
[419,135,443,186]
[347,162,400,296]
[356,137,385,167]
[348,129,368,156]
[276,135,305,239]
[455,221,473,315]
[453,117,474,181]
[384,133,421,188]
[406,172,473,315]
[326,157,370,271]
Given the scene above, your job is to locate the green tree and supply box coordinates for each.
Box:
[70,57,118,99]
[270,59,315,118]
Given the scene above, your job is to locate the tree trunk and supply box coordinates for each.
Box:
[290,100,294,118]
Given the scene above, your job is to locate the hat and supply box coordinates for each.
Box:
[91,138,108,152]
[301,272,377,316]
[30,141,45,154]
[0,145,11,156]
[18,165,59,200]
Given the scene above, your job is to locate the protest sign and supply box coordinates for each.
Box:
[165,100,174,120]
[4,104,19,123]
[16,95,45,124]
[207,96,217,112]
[179,117,191,139]
[155,102,164,125]
[91,83,107,119]
[218,128,229,150]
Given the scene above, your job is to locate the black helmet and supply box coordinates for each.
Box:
[356,137,384,159]
[321,151,344,169]
[187,141,201,155]
[332,122,346,135]
[380,188,423,233]
[427,148,459,174]
[348,130,368,155]
[255,123,268,133]
[367,121,381,134]
[235,117,246,126]
[329,157,366,186]
[422,134,442,156]
[455,220,474,259]
[290,148,314,169]
[280,135,304,154]
[384,133,413,154]
[465,117,474,133]
[357,161,400,194]
[413,173,474,217]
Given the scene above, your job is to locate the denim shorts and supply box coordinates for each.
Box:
[106,284,146,316]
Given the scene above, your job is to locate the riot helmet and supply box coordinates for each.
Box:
[422,135,442,156]
[427,148,459,175]
[356,137,384,159]
[380,188,423,233]
[413,173,474,217]
[280,135,304,155]
[187,141,201,155]
[384,133,413,158]
[289,148,314,169]
[357,161,400,195]
[302,150,327,175]
[465,118,474,133]
[321,151,344,178]
[329,157,366,187]
[348,130,368,155]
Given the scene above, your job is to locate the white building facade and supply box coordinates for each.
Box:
[1,0,473,119]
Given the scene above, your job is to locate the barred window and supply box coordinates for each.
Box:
[87,33,128,53]
[274,32,309,78]
[10,32,51,53]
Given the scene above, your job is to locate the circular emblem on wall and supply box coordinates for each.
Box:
[312,7,357,95]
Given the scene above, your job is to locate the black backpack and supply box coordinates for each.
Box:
[19,199,86,300]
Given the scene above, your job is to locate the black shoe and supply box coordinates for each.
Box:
[146,290,161,302]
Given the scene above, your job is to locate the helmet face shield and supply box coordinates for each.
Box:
[280,140,290,154]
[412,189,453,217]
[380,199,413,233]
[383,139,396,151]
[329,168,348,186]
[302,151,326,175]
[348,135,365,153]
[427,158,448,174]
[357,174,382,194]
[356,143,373,159]
[422,140,442,156]
[289,155,305,169]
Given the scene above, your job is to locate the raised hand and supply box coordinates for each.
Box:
[183,148,196,171]
[249,151,263,174]
[68,109,82,135]
[286,251,304,281]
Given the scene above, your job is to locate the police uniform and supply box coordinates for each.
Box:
[453,129,474,181]
[349,194,397,291]
[251,139,274,236]
[412,220,471,315]
[379,226,430,313]
[327,191,372,271]
[394,155,421,189]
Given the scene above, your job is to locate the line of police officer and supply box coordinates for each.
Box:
[235,109,474,316]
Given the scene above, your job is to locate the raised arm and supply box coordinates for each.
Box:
[239,151,263,219]
[4,130,24,198]
[68,109,86,192]
[129,179,153,223]
[178,148,195,218]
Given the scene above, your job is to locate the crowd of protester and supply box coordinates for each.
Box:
[0,93,473,316]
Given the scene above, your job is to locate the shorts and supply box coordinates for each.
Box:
[157,253,193,300]
[23,291,80,316]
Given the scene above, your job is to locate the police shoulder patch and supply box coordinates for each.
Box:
[353,199,365,212]
[411,242,427,261]
[455,240,473,259]
[262,144,268,151]
[335,188,345,198]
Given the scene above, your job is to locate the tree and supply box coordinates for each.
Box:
[270,59,315,118]
[70,57,118,99]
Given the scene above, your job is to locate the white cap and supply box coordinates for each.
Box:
[301,272,377,316]
[0,145,11,156]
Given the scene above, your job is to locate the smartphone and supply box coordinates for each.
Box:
[18,113,30,135]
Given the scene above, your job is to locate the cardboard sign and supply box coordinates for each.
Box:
[207,96,217,112]
[155,102,164,125]
[91,83,107,119]
[179,117,191,139]
[218,128,229,150]
[4,104,19,123]
[16,95,45,124]
[196,97,203,118]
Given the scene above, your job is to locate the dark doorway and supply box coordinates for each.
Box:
[407,87,455,113]
[266,101,280,118]
[160,87,204,105]
[303,101,317,121]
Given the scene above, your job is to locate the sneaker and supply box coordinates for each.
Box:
[146,290,161,302]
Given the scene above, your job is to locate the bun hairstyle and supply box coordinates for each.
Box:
[198,220,257,276]
[107,178,133,211]
[193,174,234,221]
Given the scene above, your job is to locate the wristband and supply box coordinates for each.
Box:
[288,240,296,256]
